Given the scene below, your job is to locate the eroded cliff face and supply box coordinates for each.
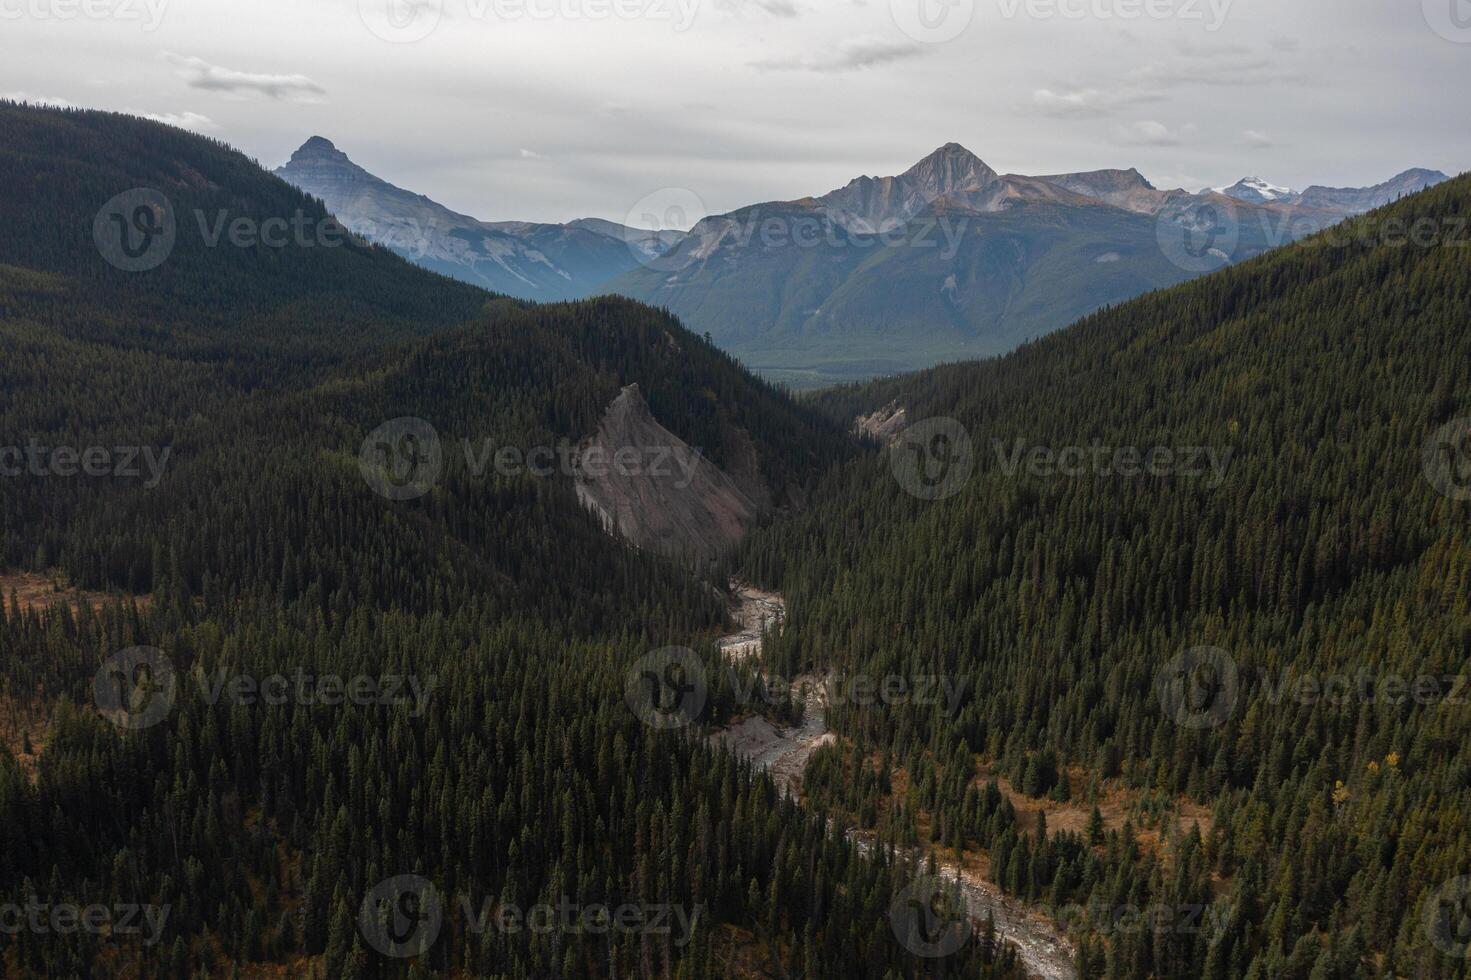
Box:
[854,403,909,445]
[573,384,761,563]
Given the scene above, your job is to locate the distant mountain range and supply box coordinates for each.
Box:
[276,138,1449,386]
[274,137,680,300]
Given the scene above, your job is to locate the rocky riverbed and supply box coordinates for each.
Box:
[707,580,1078,980]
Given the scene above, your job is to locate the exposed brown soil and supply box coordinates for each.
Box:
[0,569,149,615]
[974,763,1215,852]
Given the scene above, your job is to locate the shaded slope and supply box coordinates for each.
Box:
[748,174,1471,977]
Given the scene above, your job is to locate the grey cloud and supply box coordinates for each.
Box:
[749,37,925,73]
[1031,87,1163,118]
[716,0,801,15]
[166,54,326,101]
[752,0,799,16]
[1110,120,1197,147]
[1127,52,1312,89]
[137,110,218,132]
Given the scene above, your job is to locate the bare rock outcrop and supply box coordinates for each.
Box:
[574,384,761,563]
[854,402,908,445]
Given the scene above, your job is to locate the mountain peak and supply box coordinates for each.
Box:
[1217,175,1297,204]
[1391,167,1451,183]
[906,142,987,172]
[286,136,352,167]
[901,142,997,196]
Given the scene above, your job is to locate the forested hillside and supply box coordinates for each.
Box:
[0,104,1020,979]
[743,175,1471,978]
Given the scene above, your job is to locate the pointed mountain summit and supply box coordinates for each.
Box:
[277,136,386,198]
[293,135,344,158]
[816,142,1000,232]
[900,142,999,198]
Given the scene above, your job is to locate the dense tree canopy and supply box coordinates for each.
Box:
[0,103,1007,979]
[743,174,1471,978]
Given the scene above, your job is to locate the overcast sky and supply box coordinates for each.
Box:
[5,0,1469,225]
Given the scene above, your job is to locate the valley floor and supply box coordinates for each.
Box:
[708,583,1078,980]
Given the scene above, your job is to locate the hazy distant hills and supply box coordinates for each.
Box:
[274,137,674,301]
[277,137,1449,387]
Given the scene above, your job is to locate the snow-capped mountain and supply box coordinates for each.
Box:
[1215,176,1299,204]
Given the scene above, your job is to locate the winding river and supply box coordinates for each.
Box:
[709,581,1078,980]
